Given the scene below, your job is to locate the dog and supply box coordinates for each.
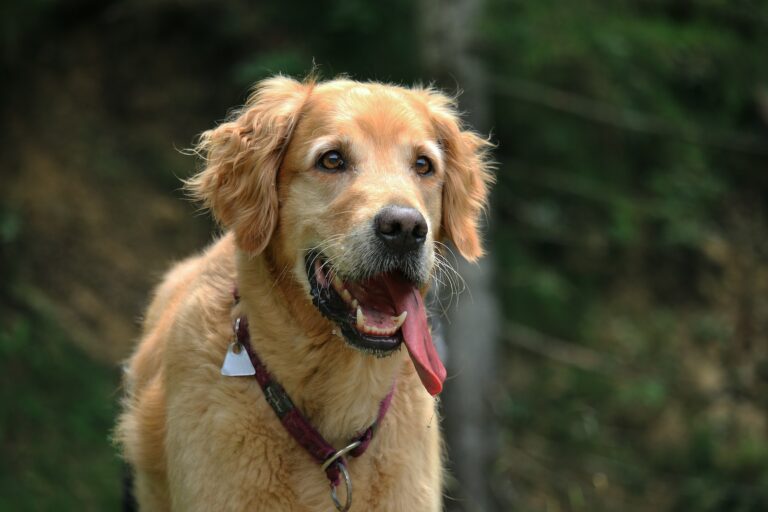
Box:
[116,75,493,511]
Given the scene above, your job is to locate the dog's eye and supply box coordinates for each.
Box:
[318,150,345,172]
[414,156,433,176]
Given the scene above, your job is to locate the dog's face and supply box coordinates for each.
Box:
[280,83,443,285]
[188,77,493,395]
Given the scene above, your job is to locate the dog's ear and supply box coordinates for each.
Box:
[422,89,495,261]
[187,76,310,254]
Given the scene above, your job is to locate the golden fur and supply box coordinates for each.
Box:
[116,76,493,511]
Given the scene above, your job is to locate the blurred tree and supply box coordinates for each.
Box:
[420,0,500,510]
[481,1,768,511]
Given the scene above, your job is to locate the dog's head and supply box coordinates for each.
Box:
[188,76,493,395]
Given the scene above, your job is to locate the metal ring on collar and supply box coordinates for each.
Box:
[321,440,362,472]
[233,316,241,335]
[329,462,353,512]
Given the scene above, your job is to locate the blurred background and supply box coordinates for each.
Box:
[2,1,768,510]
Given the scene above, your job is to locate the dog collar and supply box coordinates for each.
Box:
[231,299,394,511]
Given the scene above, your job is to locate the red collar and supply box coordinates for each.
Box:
[232,310,395,510]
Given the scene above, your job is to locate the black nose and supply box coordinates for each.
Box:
[374,205,428,254]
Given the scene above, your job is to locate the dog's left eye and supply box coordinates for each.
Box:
[318,150,346,172]
[414,156,433,176]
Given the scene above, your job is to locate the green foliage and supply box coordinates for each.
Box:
[3,0,768,510]
[0,308,121,510]
[484,1,768,510]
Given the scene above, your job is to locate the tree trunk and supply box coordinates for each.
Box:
[419,1,500,510]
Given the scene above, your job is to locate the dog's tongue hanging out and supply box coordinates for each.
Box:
[321,258,447,395]
[381,274,446,396]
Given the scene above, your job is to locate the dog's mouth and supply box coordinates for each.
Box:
[306,251,446,395]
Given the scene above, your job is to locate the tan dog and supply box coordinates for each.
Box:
[116,76,493,511]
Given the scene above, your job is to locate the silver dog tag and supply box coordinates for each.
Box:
[221,342,256,376]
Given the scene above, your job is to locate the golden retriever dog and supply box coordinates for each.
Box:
[116,75,493,511]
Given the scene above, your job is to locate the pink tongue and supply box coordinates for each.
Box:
[382,275,446,395]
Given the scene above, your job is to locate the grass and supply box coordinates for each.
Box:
[0,302,122,511]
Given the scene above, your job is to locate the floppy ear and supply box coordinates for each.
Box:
[186,76,310,254]
[423,90,495,262]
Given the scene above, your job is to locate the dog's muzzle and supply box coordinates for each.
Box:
[304,204,446,395]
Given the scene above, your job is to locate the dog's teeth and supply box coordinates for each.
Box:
[341,289,353,304]
[332,274,343,290]
[391,311,407,329]
[356,306,366,330]
[361,323,396,336]
[355,306,403,336]
[351,299,359,309]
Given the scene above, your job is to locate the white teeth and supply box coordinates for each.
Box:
[356,306,366,330]
[391,311,408,329]
[362,324,397,336]
[354,306,405,336]
[324,270,403,337]
[330,275,357,308]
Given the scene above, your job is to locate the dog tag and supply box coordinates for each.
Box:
[221,342,256,377]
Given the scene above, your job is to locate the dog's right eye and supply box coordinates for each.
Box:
[317,150,346,172]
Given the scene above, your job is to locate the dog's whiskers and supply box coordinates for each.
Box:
[304,235,349,286]
[430,241,467,312]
